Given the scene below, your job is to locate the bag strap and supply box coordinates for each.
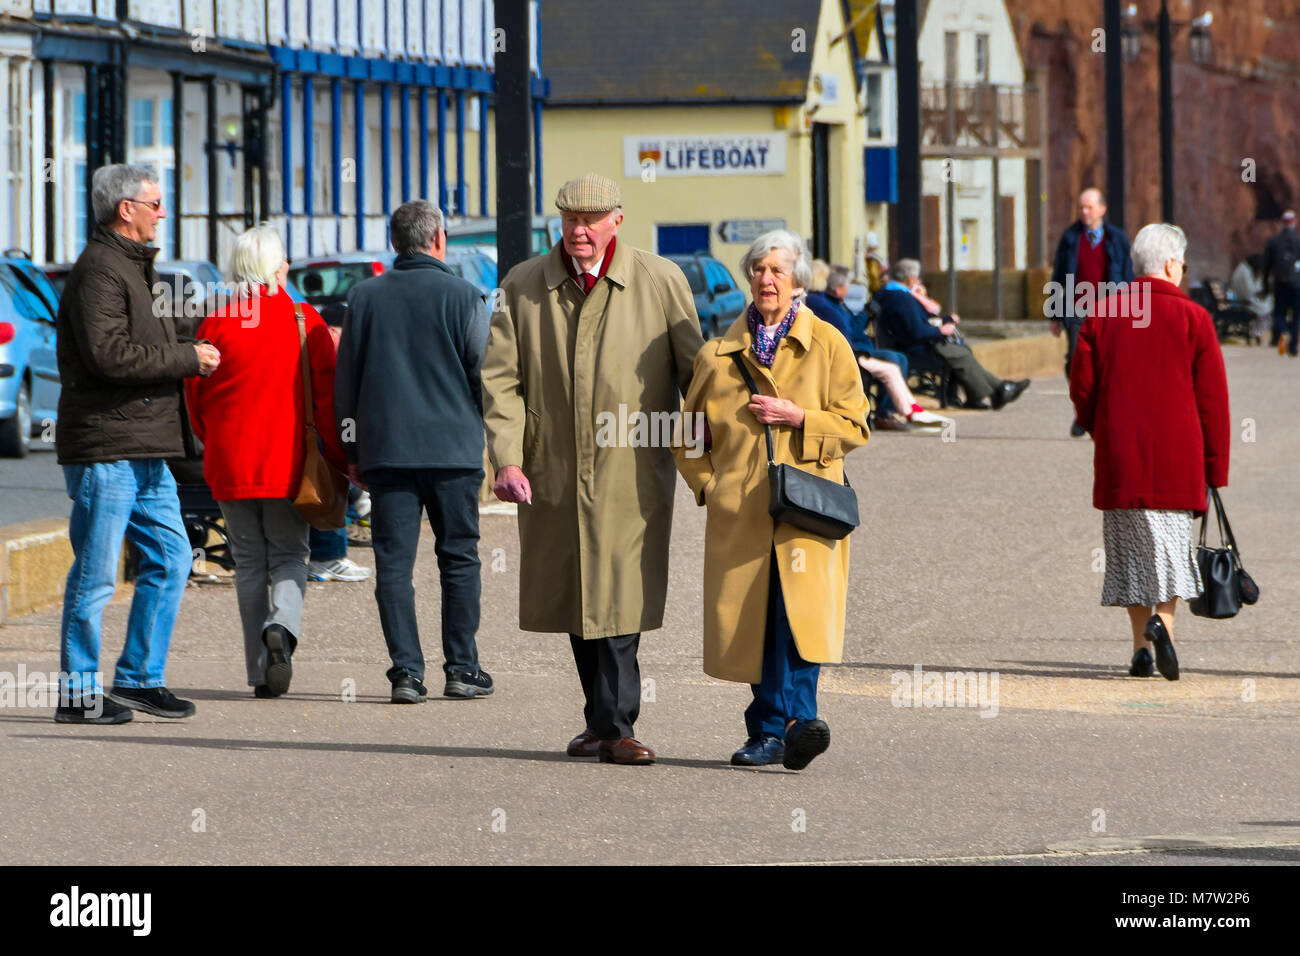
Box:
[729,352,775,464]
[1209,486,1240,554]
[295,304,315,432]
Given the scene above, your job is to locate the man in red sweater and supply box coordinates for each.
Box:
[1050,188,1135,436]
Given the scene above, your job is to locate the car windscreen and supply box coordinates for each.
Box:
[288,263,377,302]
[672,261,706,295]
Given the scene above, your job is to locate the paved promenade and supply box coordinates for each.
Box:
[1,345,1296,865]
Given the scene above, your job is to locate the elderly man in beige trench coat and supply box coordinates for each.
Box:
[482,173,704,765]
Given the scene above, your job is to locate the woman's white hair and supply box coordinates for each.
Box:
[739,229,813,291]
[1131,223,1188,277]
[229,224,286,298]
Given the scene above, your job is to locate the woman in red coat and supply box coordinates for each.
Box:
[186,225,347,698]
[1070,223,1230,680]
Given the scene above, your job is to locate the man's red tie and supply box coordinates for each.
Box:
[581,273,596,294]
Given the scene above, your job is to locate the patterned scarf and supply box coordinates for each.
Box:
[747,301,798,367]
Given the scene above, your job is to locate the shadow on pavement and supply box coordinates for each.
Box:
[14,734,734,770]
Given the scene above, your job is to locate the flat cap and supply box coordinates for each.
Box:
[555,173,621,213]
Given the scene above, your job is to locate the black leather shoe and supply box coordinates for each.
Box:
[1128,647,1154,677]
[731,734,785,766]
[1145,616,1179,681]
[108,686,196,719]
[782,719,831,771]
[962,397,991,410]
[391,674,428,703]
[263,624,293,697]
[253,684,278,699]
[1070,420,1086,437]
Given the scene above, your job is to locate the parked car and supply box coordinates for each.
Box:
[445,216,561,261]
[289,248,497,311]
[665,253,746,338]
[1,251,62,457]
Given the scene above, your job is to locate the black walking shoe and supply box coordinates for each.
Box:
[390,674,428,704]
[54,695,133,725]
[253,684,278,699]
[263,624,293,697]
[108,686,197,719]
[1145,616,1179,681]
[1128,647,1155,677]
[782,718,831,771]
[731,734,785,766]
[1070,420,1086,437]
[444,669,494,699]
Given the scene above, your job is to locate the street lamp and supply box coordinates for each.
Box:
[1122,4,1141,63]
[1189,12,1213,64]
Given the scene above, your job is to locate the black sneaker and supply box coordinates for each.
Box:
[108,686,197,719]
[54,695,133,725]
[444,669,494,699]
[263,624,293,697]
[391,674,428,704]
[782,718,831,771]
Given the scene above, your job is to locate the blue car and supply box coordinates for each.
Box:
[0,252,61,457]
[666,253,746,338]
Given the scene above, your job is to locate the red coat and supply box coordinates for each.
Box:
[186,287,347,501]
[1070,276,1230,514]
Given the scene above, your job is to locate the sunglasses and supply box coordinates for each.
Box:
[125,197,163,211]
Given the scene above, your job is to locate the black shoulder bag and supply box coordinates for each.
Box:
[730,352,859,540]
[1188,487,1259,619]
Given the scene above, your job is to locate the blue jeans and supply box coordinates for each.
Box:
[309,526,347,562]
[60,460,191,698]
[744,555,820,738]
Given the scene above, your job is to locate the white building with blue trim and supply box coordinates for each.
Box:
[0,1,547,268]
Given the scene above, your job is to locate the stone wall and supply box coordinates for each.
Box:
[1006,0,1300,281]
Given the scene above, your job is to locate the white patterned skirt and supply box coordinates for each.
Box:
[1101,509,1203,607]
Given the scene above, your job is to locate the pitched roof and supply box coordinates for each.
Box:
[539,0,828,105]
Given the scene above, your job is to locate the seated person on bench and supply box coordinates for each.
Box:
[872,259,1030,410]
[804,266,947,429]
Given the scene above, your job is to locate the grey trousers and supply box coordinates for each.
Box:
[218,498,310,685]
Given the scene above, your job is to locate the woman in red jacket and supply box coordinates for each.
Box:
[186,225,347,698]
[1071,223,1230,681]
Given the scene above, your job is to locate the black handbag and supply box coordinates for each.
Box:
[730,353,859,540]
[1188,487,1258,619]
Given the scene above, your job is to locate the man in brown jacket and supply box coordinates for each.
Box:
[483,173,703,764]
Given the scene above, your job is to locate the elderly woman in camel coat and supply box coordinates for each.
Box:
[674,230,870,771]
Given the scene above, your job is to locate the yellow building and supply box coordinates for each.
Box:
[538,0,871,278]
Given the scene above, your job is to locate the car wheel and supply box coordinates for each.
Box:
[0,379,31,458]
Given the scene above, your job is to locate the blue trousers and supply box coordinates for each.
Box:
[744,555,820,738]
[1273,283,1298,354]
[60,461,191,697]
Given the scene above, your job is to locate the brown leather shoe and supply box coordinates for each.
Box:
[565,729,600,758]
[598,737,656,765]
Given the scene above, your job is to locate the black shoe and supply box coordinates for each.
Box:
[390,674,428,704]
[1145,616,1179,681]
[263,624,293,697]
[782,718,831,771]
[444,669,494,699]
[1070,420,1086,438]
[731,734,785,766]
[54,695,134,725]
[108,686,197,719]
[253,684,278,699]
[1128,647,1154,677]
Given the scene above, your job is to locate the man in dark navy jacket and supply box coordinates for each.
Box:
[873,259,1027,410]
[1050,187,1134,435]
[336,200,493,704]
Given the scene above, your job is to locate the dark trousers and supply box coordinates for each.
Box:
[745,556,819,738]
[1272,283,1299,353]
[1064,318,1082,380]
[366,466,483,682]
[932,339,1002,401]
[569,633,641,740]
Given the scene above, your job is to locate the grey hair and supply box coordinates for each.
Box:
[739,229,813,290]
[390,200,445,256]
[228,224,286,298]
[1131,223,1187,277]
[91,163,159,226]
[826,265,852,292]
[892,258,922,281]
